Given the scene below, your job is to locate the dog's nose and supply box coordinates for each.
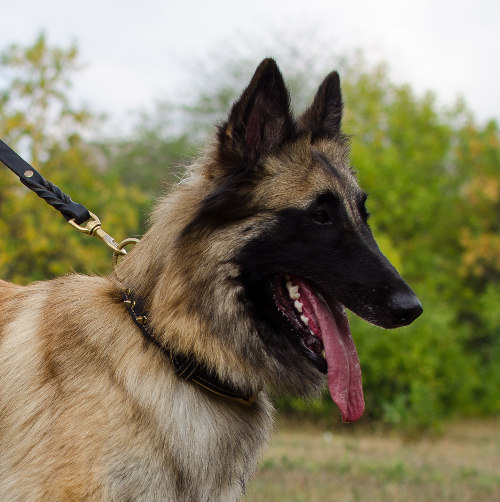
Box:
[389,291,423,327]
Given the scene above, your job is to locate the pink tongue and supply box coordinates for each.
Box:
[296,280,365,423]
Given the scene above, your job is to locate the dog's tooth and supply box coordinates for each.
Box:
[300,315,309,326]
[294,300,303,313]
[321,350,326,359]
[288,285,300,300]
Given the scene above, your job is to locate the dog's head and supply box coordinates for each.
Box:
[150,59,422,421]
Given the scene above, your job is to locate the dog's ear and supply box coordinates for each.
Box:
[217,58,295,167]
[300,71,343,141]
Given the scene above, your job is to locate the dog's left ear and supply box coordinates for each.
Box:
[217,58,295,167]
[300,71,343,141]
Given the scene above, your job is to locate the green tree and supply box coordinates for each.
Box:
[0,33,92,164]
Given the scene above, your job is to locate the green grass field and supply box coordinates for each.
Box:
[245,418,500,502]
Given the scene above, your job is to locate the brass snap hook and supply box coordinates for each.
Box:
[68,211,126,255]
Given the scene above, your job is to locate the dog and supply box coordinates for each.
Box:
[0,58,422,501]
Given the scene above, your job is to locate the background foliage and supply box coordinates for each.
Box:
[1,36,498,430]
[0,34,149,282]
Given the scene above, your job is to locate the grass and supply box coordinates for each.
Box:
[245,417,500,501]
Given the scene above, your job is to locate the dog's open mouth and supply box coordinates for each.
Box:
[272,274,365,422]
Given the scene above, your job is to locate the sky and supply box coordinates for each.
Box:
[2,0,500,132]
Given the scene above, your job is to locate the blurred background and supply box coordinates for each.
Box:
[1,1,499,499]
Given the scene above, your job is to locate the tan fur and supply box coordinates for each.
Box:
[0,275,273,501]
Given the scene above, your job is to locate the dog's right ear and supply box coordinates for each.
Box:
[216,58,295,170]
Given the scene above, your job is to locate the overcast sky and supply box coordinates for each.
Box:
[2,0,500,131]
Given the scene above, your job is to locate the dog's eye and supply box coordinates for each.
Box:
[312,210,331,225]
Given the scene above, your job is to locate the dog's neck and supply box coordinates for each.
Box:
[121,288,259,407]
[112,175,269,402]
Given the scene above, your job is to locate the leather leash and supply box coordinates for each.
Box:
[0,138,126,255]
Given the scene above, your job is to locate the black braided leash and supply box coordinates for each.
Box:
[0,139,90,224]
[0,138,127,255]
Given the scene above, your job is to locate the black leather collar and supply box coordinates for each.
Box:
[122,289,258,407]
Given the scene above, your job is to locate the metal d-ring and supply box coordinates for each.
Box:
[112,237,140,266]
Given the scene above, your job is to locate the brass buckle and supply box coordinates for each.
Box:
[69,211,126,255]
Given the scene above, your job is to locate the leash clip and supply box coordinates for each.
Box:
[69,211,126,255]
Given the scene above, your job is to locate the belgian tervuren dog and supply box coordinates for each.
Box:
[0,58,422,501]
